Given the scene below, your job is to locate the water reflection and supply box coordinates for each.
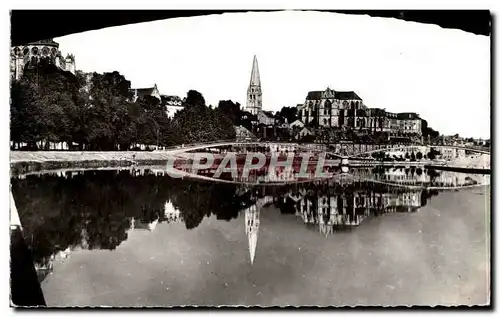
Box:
[11,167,489,281]
[170,157,488,189]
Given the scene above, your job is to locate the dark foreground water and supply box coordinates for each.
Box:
[11,167,490,307]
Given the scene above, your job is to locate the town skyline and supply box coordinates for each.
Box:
[54,11,490,138]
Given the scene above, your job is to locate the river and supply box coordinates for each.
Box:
[10,167,490,307]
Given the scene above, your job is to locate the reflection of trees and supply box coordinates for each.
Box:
[11,170,257,266]
[12,170,173,266]
[170,181,254,228]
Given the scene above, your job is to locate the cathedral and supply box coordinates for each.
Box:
[10,38,76,81]
[246,55,262,115]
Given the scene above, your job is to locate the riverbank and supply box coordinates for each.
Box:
[10,151,178,176]
[10,150,490,176]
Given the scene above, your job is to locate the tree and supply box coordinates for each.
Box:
[416,152,423,160]
[10,62,80,149]
[83,71,134,150]
[184,90,205,108]
[218,100,241,125]
[275,106,298,124]
[410,151,416,161]
[426,127,440,143]
[11,65,238,151]
[173,90,236,144]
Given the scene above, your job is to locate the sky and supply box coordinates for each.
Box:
[55,11,490,138]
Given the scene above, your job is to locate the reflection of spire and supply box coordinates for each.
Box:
[245,203,261,265]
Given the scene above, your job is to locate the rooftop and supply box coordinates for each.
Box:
[26,38,60,48]
[335,91,362,100]
[262,110,275,118]
[306,89,362,101]
[131,84,158,97]
[397,112,420,120]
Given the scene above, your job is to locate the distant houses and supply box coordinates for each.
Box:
[129,83,185,118]
[298,127,313,139]
[289,119,304,129]
[257,111,275,126]
[161,95,184,118]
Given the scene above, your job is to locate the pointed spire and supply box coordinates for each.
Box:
[249,55,261,87]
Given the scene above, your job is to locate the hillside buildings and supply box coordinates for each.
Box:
[10,38,76,81]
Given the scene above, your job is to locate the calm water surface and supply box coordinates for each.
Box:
[11,167,490,307]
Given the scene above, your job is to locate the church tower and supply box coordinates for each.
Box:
[246,55,262,115]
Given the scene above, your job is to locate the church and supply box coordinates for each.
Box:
[245,55,276,126]
[10,39,76,81]
[245,55,262,115]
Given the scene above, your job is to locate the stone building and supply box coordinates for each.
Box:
[10,38,76,81]
[246,55,263,115]
[394,112,423,135]
[297,87,366,129]
[365,110,423,136]
[368,108,393,133]
[297,87,424,136]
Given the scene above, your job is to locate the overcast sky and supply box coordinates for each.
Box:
[55,11,490,138]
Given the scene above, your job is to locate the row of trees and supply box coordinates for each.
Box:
[10,62,235,150]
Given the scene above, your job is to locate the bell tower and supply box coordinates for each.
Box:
[246,55,262,115]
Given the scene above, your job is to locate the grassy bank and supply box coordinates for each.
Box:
[9,151,179,176]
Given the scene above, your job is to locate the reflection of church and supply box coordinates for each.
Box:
[244,196,273,265]
[279,181,425,237]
